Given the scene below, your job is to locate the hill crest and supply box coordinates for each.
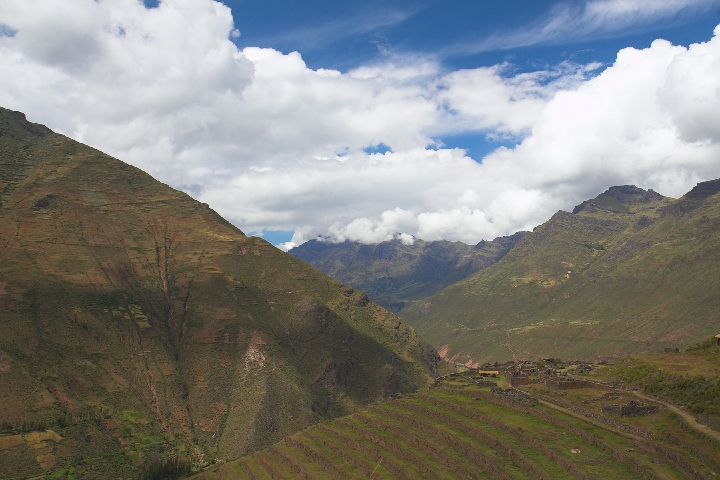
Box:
[400,180,720,365]
[0,107,436,478]
[290,232,526,312]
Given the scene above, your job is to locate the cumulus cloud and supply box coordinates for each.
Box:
[485,33,720,202]
[433,61,602,138]
[1,0,720,251]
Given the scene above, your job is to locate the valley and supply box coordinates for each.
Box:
[398,184,720,365]
[1,106,719,479]
[289,234,526,313]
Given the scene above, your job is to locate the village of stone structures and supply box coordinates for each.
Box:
[195,336,720,480]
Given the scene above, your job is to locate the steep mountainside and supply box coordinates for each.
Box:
[0,108,437,478]
[194,336,720,480]
[290,234,526,312]
[401,184,720,364]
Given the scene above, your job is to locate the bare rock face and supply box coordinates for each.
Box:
[354,292,370,307]
[0,107,436,477]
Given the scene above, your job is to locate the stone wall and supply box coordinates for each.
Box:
[507,376,538,387]
[473,379,498,387]
[545,378,593,389]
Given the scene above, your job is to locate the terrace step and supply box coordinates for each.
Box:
[357,410,492,480]
[238,456,271,480]
[285,434,363,479]
[253,449,295,480]
[379,400,551,480]
[411,395,582,479]
[319,422,416,480]
[428,391,662,480]
[337,416,448,479]
[269,442,335,480]
[304,428,395,479]
[215,462,251,480]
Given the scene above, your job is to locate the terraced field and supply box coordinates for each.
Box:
[193,371,720,479]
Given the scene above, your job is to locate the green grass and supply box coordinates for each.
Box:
[140,435,162,445]
[0,107,437,478]
[194,368,720,479]
[598,343,720,416]
[399,183,720,364]
[408,399,569,478]
[290,234,525,313]
[304,428,395,479]
[120,411,147,423]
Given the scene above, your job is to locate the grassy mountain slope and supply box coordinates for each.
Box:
[400,184,720,364]
[595,337,720,424]
[194,337,720,480]
[0,108,437,478]
[289,234,526,312]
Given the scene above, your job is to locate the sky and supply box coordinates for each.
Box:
[2,0,720,249]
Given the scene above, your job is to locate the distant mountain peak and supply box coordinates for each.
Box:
[290,233,526,312]
[0,106,53,138]
[683,178,720,201]
[572,185,664,214]
[400,177,720,364]
[661,178,720,217]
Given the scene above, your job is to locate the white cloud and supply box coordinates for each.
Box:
[1,0,720,250]
[397,233,415,245]
[463,0,720,53]
[484,33,720,202]
[433,61,602,137]
[661,35,720,143]
[256,7,418,53]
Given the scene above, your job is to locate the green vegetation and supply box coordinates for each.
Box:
[290,233,525,312]
[400,184,720,364]
[194,358,720,479]
[0,106,436,478]
[137,455,191,480]
[599,339,720,416]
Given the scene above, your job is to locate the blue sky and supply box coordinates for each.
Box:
[226,0,720,71]
[218,0,720,245]
[4,0,720,248]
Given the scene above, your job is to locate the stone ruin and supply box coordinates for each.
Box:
[506,374,538,387]
[490,387,537,406]
[473,377,498,387]
[545,377,593,390]
[602,400,659,417]
[575,363,592,374]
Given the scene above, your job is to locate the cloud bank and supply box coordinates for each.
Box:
[1,0,720,250]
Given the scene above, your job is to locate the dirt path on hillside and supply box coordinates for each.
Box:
[535,398,647,441]
[632,391,720,443]
[513,387,647,442]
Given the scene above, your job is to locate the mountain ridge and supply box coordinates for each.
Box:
[0,107,436,478]
[289,233,527,312]
[400,181,720,365]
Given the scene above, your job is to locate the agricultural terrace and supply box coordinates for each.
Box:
[193,364,720,479]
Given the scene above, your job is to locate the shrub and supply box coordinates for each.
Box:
[136,455,191,480]
[0,421,13,434]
